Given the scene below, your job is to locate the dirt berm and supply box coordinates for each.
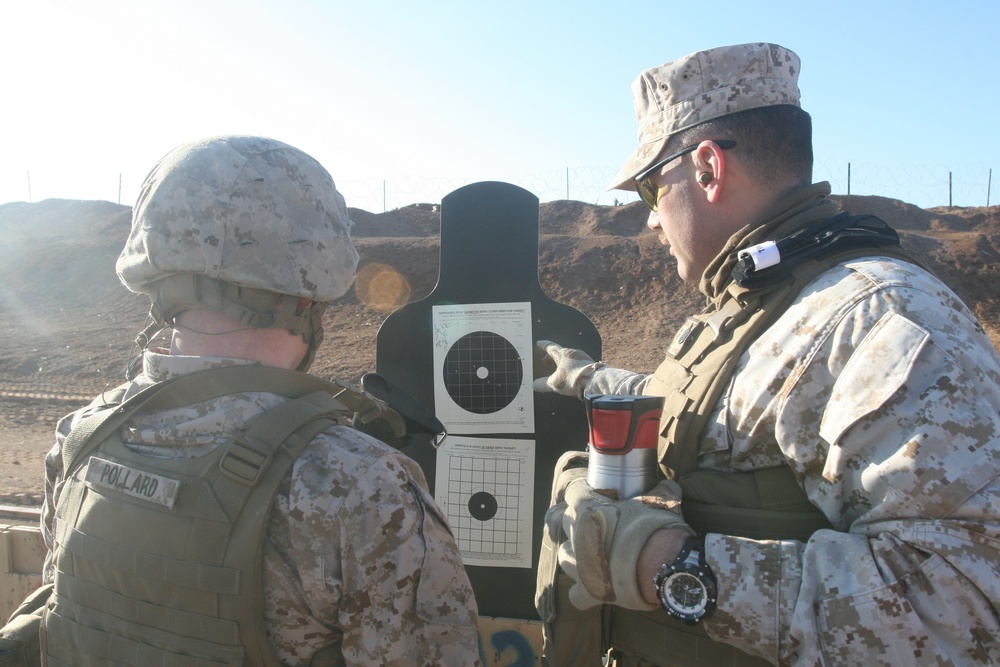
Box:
[1,195,999,504]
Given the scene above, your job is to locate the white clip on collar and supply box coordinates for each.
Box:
[737,241,781,271]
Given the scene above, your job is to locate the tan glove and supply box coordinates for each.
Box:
[533,340,604,398]
[533,339,651,397]
[558,478,694,611]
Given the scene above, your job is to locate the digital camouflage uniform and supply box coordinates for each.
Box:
[588,183,1000,665]
[537,41,1000,667]
[42,352,483,665]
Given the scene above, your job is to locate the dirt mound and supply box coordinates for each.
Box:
[2,194,1000,500]
[349,203,441,238]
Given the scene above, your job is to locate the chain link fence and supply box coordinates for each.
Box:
[337,162,996,213]
[6,162,995,214]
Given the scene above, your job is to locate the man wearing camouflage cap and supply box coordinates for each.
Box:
[32,136,482,666]
[535,43,1000,665]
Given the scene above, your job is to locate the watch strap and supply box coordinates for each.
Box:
[678,535,705,561]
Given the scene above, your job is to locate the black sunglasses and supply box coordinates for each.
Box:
[635,139,737,211]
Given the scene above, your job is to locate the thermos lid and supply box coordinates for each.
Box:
[586,394,664,452]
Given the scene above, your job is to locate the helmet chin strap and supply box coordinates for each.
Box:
[124,317,169,380]
[294,303,326,372]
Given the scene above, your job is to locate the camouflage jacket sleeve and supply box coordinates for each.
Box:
[699,258,1000,665]
[263,424,483,667]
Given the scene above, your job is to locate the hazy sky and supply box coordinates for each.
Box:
[3,1,998,212]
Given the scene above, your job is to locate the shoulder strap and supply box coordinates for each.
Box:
[216,390,350,489]
[206,389,351,532]
[209,387,372,667]
[61,365,404,479]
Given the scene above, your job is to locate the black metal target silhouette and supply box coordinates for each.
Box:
[443,330,523,414]
[376,182,602,620]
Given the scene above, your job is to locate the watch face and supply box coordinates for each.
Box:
[655,545,717,624]
[665,572,709,617]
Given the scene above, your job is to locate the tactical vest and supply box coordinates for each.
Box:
[608,214,921,667]
[40,365,404,667]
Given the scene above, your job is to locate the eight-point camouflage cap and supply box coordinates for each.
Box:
[608,42,801,191]
[116,135,360,303]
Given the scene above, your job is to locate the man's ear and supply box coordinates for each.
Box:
[692,141,726,202]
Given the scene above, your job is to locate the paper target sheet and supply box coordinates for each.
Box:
[432,302,535,434]
[435,436,535,568]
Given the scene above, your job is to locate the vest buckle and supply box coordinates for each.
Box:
[219,434,273,486]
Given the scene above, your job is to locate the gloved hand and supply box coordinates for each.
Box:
[533,340,604,398]
[558,478,694,611]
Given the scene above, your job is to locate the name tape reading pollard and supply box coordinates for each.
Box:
[85,456,181,509]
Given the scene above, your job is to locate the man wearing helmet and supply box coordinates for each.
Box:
[35,136,483,666]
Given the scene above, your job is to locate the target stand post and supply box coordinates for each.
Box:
[375,182,601,625]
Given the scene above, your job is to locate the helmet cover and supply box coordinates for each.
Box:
[117,135,359,303]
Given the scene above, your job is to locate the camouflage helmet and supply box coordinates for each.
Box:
[116,135,360,370]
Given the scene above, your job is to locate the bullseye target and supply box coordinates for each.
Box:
[443,330,523,414]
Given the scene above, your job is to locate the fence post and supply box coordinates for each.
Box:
[847,163,851,195]
[949,172,953,208]
[988,169,992,207]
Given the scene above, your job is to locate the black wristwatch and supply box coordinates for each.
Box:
[653,535,717,625]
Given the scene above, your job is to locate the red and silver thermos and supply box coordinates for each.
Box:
[585,394,664,499]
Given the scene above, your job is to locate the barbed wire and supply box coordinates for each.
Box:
[5,162,995,214]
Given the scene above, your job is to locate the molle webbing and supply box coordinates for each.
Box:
[45,367,364,667]
[651,243,919,542]
[655,277,792,478]
[654,240,921,482]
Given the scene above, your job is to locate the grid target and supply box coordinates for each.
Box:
[447,455,523,555]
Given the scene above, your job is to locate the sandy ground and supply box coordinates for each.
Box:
[2,195,998,511]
